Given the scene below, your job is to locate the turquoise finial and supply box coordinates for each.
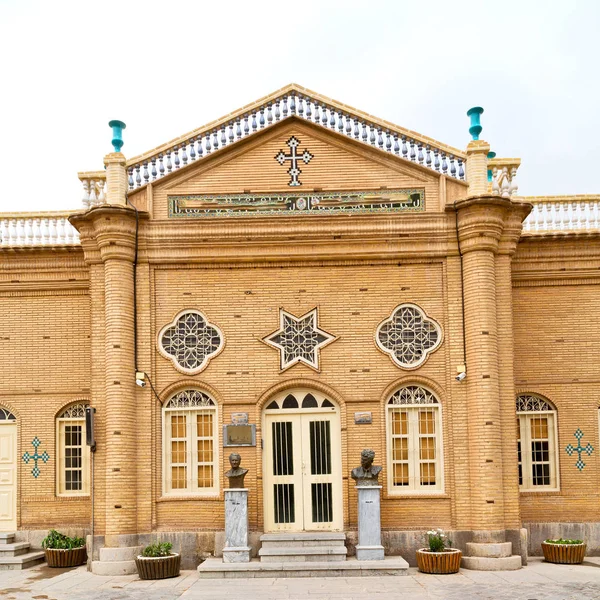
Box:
[466,107,484,141]
[487,151,496,182]
[108,120,127,152]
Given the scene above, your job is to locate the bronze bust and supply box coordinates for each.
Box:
[351,449,382,486]
[225,452,249,488]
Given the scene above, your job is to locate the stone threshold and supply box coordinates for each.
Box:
[197,556,409,578]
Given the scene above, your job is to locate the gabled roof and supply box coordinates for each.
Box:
[123,84,466,191]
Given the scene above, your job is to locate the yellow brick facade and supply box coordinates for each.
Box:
[1,90,599,565]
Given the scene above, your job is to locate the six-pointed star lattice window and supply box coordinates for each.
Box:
[376,303,442,369]
[262,308,336,371]
[158,310,224,374]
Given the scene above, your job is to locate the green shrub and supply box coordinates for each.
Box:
[426,529,453,552]
[41,529,85,550]
[141,542,173,557]
[545,538,584,545]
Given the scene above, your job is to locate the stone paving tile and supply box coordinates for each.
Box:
[2,561,600,600]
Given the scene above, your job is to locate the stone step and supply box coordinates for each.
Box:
[260,532,346,548]
[0,533,15,545]
[0,542,31,557]
[259,545,347,563]
[198,556,409,578]
[461,555,522,571]
[0,550,46,571]
[466,542,513,559]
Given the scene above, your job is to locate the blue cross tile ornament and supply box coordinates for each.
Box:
[22,437,50,478]
[565,429,594,471]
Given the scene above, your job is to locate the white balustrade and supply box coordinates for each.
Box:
[123,89,466,190]
[491,164,519,198]
[0,215,80,246]
[522,198,600,233]
[79,174,106,209]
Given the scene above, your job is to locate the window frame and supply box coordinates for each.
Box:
[517,395,560,492]
[386,386,444,496]
[56,403,90,497]
[162,390,219,497]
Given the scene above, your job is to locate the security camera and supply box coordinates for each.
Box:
[135,371,146,387]
[455,372,466,382]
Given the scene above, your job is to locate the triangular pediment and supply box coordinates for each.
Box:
[121,84,469,218]
[144,119,453,218]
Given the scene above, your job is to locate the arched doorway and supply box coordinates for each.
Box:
[262,389,342,532]
[0,407,17,531]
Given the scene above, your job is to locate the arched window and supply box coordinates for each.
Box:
[56,402,90,496]
[163,389,218,495]
[386,386,443,494]
[516,394,559,491]
[0,408,16,421]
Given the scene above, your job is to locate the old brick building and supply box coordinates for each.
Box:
[1,84,599,573]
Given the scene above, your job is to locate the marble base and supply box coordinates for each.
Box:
[356,545,385,561]
[223,488,250,563]
[223,546,252,563]
[356,485,384,561]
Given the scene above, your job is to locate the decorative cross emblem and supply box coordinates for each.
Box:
[565,429,594,471]
[22,437,50,478]
[262,308,336,371]
[275,136,314,187]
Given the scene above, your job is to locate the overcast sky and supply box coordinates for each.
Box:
[0,0,598,212]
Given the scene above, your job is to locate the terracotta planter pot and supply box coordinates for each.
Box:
[135,553,181,580]
[416,548,462,574]
[541,542,586,564]
[44,546,87,568]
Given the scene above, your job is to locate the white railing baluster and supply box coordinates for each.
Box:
[522,197,600,234]
[0,213,82,247]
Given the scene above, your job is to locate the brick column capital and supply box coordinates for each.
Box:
[69,205,146,264]
[454,194,532,255]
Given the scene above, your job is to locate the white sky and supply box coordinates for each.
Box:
[0,0,598,212]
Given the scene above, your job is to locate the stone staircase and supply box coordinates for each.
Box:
[0,533,45,570]
[258,532,348,562]
[198,532,409,578]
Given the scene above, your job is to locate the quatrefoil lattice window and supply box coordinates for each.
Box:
[376,303,442,369]
[158,310,224,375]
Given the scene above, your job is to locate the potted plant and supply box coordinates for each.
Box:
[416,528,462,574]
[135,541,181,580]
[41,529,87,567]
[542,538,586,564]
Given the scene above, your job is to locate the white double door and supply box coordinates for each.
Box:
[0,423,17,531]
[264,410,342,532]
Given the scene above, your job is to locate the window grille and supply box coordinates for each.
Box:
[158,310,223,374]
[376,304,442,369]
[386,386,443,494]
[163,390,218,495]
[56,402,90,496]
[516,394,559,491]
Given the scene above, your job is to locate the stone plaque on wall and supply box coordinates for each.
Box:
[354,412,372,425]
[223,424,256,447]
[231,412,249,425]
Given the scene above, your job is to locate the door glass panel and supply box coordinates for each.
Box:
[274,483,295,523]
[302,394,318,408]
[272,422,294,476]
[310,420,331,475]
[311,482,333,522]
[282,395,299,409]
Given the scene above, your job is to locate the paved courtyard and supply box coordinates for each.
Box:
[1,557,600,599]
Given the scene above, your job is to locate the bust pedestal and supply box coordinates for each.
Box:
[356,485,384,560]
[223,488,251,563]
